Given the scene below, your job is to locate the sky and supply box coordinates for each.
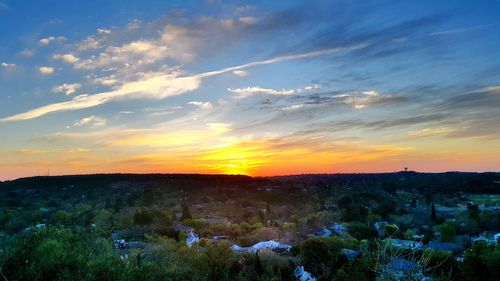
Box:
[1,0,500,180]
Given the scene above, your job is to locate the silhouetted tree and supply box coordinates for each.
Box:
[431,204,436,221]
[181,199,192,220]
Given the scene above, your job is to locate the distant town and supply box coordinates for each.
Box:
[0,172,498,280]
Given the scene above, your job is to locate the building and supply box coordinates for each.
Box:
[329,223,347,236]
[293,266,317,281]
[186,232,200,247]
[425,242,461,254]
[342,248,359,261]
[231,240,291,253]
[312,228,332,237]
[385,238,423,250]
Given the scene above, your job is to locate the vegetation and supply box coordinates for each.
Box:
[0,172,499,280]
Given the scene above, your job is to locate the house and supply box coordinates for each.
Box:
[231,245,254,252]
[425,242,461,254]
[186,232,200,247]
[22,223,46,235]
[471,232,500,245]
[252,240,291,252]
[385,238,423,250]
[231,240,291,253]
[312,228,332,237]
[293,266,317,281]
[341,248,359,261]
[114,239,146,249]
[329,223,346,236]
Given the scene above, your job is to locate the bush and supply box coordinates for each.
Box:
[462,242,500,281]
[347,223,378,240]
[300,237,357,280]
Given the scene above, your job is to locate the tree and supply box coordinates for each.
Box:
[196,242,233,281]
[462,242,500,281]
[431,204,437,221]
[338,195,353,209]
[384,224,399,237]
[439,223,456,243]
[467,203,480,220]
[54,210,72,224]
[300,237,353,279]
[181,200,192,220]
[347,222,378,240]
[404,229,415,240]
[133,210,153,225]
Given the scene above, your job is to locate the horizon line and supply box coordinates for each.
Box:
[2,170,499,183]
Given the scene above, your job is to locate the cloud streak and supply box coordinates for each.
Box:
[0,44,367,122]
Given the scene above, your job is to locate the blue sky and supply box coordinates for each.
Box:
[0,0,499,179]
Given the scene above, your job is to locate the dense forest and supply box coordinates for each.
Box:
[0,172,499,281]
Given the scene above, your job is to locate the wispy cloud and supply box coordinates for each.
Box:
[232,70,249,77]
[39,36,66,46]
[228,86,295,96]
[429,24,495,36]
[52,83,81,95]
[38,66,55,74]
[188,101,213,110]
[73,115,106,127]
[197,44,369,78]
[53,53,80,64]
[1,62,15,68]
[0,44,365,122]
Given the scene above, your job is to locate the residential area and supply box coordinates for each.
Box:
[0,172,499,281]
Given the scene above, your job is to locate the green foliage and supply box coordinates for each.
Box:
[54,210,72,223]
[299,237,357,280]
[347,222,378,240]
[1,173,499,281]
[404,229,414,240]
[335,255,375,281]
[421,249,459,280]
[439,223,456,243]
[181,200,192,220]
[195,242,233,281]
[383,224,399,237]
[134,210,154,225]
[467,203,480,220]
[462,242,500,281]
[431,203,437,221]
[93,209,113,226]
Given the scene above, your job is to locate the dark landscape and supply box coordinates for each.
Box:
[0,172,499,280]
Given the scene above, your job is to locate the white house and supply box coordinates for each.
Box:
[293,266,317,281]
[231,240,291,253]
[186,232,200,247]
[385,238,423,250]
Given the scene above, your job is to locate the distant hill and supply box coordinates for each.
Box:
[1,172,499,194]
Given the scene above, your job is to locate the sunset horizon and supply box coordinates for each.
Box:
[1,1,500,180]
[0,1,499,278]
